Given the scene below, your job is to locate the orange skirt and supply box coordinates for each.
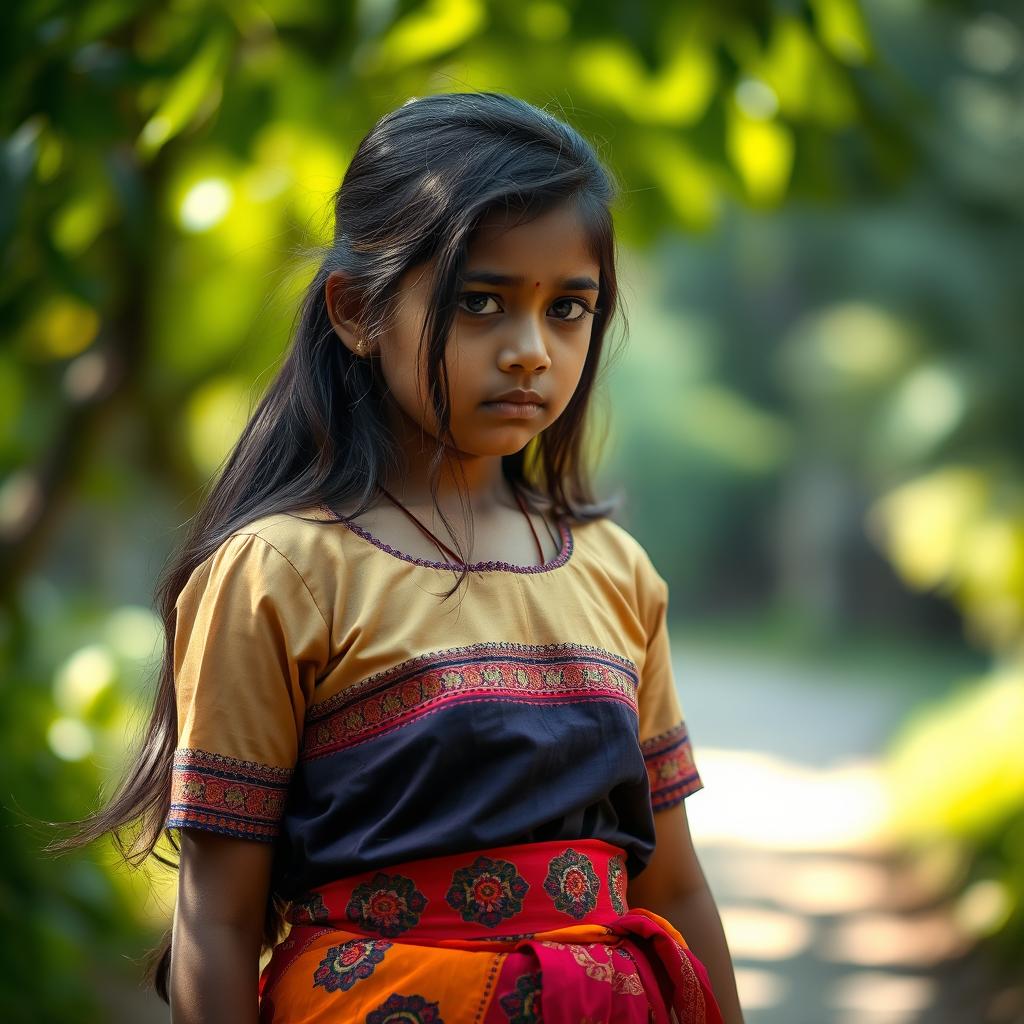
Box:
[259,838,723,1023]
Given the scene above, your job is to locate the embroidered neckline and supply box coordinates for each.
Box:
[316,504,574,574]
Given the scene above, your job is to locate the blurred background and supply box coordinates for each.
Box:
[1,0,1022,1021]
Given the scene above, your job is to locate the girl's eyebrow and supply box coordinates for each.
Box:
[461,270,599,291]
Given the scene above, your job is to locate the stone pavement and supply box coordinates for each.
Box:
[676,645,1020,1024]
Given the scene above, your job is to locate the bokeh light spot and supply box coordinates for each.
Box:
[47,717,94,762]
[179,178,233,232]
[53,644,117,715]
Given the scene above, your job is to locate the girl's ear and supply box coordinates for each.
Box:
[325,271,367,356]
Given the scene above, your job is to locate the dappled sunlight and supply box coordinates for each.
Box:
[780,302,918,392]
[748,13,862,123]
[53,644,117,715]
[102,606,164,664]
[726,103,794,206]
[24,295,100,360]
[362,0,486,73]
[717,905,815,960]
[866,466,992,592]
[823,910,968,967]
[735,77,779,120]
[47,717,94,762]
[875,362,967,463]
[733,966,789,1011]
[137,32,231,157]
[184,375,254,477]
[882,669,1024,839]
[828,971,936,1021]
[679,732,982,1020]
[954,878,1015,940]
[721,853,892,916]
[571,36,717,126]
[178,177,233,232]
[686,747,892,852]
[674,385,793,473]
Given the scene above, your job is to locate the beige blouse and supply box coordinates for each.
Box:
[166,505,704,892]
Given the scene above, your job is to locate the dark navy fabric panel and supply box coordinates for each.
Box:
[272,698,654,899]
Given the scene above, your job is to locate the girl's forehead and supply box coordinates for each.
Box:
[466,205,599,276]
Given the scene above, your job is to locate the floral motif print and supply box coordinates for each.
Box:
[543,849,600,920]
[538,942,643,994]
[288,892,329,925]
[607,855,627,916]
[499,971,542,1023]
[365,993,444,1023]
[445,856,529,928]
[346,873,427,937]
[312,939,391,993]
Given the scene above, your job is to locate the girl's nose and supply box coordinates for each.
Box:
[500,321,552,373]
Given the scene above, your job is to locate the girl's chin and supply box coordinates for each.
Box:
[440,410,542,444]
[451,444,536,460]
[445,428,542,459]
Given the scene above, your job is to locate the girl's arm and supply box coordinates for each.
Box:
[626,801,746,1024]
[169,830,274,1024]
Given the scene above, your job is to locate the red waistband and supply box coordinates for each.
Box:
[264,840,725,1023]
[286,838,631,941]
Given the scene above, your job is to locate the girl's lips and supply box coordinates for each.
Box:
[481,400,544,418]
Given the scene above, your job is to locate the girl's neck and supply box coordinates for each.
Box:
[381,405,514,513]
[379,461,514,516]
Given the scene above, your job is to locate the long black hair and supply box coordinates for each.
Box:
[45,91,624,1002]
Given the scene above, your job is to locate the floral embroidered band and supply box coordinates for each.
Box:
[640,722,703,811]
[284,838,631,942]
[301,641,641,762]
[166,748,292,840]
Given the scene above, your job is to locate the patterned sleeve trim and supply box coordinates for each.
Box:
[166,749,294,841]
[641,721,704,811]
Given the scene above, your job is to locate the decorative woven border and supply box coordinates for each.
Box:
[302,642,640,761]
[640,721,703,811]
[166,748,293,841]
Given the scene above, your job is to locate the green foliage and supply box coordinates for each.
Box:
[0,593,169,1020]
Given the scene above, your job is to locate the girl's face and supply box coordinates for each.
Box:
[340,202,601,459]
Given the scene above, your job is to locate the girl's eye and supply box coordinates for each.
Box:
[458,293,501,315]
[458,292,598,323]
[548,299,598,321]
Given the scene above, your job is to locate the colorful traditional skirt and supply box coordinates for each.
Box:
[258,839,724,1023]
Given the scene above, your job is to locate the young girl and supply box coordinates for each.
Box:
[56,92,743,1023]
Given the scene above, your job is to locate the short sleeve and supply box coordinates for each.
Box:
[165,532,331,842]
[636,551,704,812]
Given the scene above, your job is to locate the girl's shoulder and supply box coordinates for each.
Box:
[570,513,667,596]
[573,512,648,557]
[227,504,341,557]
[181,506,346,611]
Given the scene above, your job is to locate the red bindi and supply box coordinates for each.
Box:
[534,280,540,288]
